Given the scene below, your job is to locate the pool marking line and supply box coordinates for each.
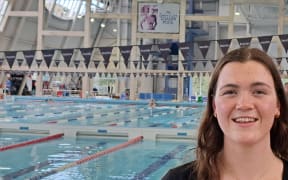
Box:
[132,144,188,179]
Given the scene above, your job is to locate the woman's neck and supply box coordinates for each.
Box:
[218,138,283,180]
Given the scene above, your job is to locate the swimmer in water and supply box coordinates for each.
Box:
[148,98,156,108]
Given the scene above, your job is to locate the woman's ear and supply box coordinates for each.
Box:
[275,108,280,119]
[275,102,280,118]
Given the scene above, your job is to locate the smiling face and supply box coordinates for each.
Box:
[213,60,280,146]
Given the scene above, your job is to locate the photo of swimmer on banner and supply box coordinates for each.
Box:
[138,3,180,33]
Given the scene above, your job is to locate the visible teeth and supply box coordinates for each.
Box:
[234,118,256,123]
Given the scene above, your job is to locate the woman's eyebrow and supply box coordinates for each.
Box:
[219,84,238,91]
[250,82,273,89]
[219,82,273,91]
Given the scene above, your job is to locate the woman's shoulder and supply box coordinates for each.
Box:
[161,161,196,180]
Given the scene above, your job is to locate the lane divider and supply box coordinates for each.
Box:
[0,133,64,152]
[2,142,107,179]
[28,136,143,180]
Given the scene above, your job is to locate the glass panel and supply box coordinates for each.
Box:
[233,4,278,36]
[186,0,218,16]
[45,0,115,20]
[0,0,8,28]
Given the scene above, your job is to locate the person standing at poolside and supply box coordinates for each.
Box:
[5,77,12,95]
[162,47,288,180]
[284,82,288,99]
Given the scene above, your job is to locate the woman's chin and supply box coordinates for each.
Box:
[229,133,261,146]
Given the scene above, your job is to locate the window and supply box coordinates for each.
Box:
[0,0,8,31]
[45,0,113,20]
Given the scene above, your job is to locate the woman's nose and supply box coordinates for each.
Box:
[235,92,254,110]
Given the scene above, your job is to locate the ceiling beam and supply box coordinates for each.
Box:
[91,13,131,20]
[8,11,38,17]
[185,15,232,22]
[232,0,279,4]
[42,30,85,37]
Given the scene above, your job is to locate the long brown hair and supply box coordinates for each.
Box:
[194,47,288,180]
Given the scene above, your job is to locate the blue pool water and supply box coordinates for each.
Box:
[0,97,204,179]
[0,134,195,179]
[0,97,204,129]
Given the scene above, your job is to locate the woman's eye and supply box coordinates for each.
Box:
[222,90,237,95]
[253,90,266,95]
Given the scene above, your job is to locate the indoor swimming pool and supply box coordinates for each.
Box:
[0,96,204,179]
[0,97,204,129]
[0,133,195,179]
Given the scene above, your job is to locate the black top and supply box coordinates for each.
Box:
[162,160,288,180]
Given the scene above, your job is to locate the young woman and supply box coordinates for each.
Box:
[162,47,288,180]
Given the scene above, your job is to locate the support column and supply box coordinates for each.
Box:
[35,72,43,96]
[177,0,186,102]
[81,73,89,98]
[177,75,184,101]
[129,76,137,100]
[114,78,120,97]
[278,0,285,58]
[119,77,126,99]
[84,0,91,47]
[139,40,154,94]
[37,0,43,50]
[89,76,94,96]
[227,2,234,39]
